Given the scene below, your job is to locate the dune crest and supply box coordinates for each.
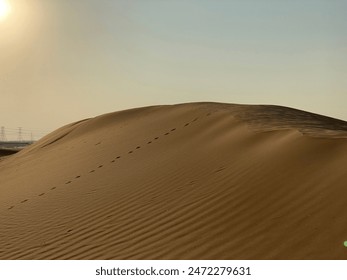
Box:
[1,102,347,259]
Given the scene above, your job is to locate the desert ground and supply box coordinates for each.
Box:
[1,102,347,259]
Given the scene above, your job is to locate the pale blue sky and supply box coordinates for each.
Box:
[0,0,346,134]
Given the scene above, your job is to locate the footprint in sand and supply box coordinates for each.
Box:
[136,146,141,149]
[193,118,198,122]
[147,141,152,144]
[116,156,121,159]
[65,181,72,185]
[128,151,133,154]
[75,175,81,179]
[51,187,56,190]
[184,123,190,127]
[21,199,28,203]
[215,167,226,173]
[89,170,95,173]
[38,193,45,196]
[206,112,211,116]
[111,160,115,163]
[164,132,170,135]
[154,137,159,140]
[95,142,101,146]
[8,206,14,210]
[171,128,176,131]
[98,165,103,168]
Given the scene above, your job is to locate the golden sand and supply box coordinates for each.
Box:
[1,103,347,259]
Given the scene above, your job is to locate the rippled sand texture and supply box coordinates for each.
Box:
[1,103,347,259]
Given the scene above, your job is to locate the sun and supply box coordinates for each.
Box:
[0,0,11,21]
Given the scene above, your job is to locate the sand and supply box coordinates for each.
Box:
[0,102,347,260]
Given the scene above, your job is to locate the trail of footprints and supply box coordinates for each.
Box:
[7,112,213,211]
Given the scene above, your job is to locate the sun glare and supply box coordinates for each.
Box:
[0,0,11,21]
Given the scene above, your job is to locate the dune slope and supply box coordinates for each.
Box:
[1,102,347,259]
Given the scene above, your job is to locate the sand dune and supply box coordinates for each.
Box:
[1,102,347,259]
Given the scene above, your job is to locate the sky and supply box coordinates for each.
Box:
[0,0,346,139]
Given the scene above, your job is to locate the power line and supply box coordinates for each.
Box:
[0,126,7,141]
[0,126,50,141]
[17,127,23,142]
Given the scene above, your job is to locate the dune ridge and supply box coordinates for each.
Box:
[1,102,347,259]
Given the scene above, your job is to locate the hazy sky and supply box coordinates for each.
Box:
[0,0,346,138]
